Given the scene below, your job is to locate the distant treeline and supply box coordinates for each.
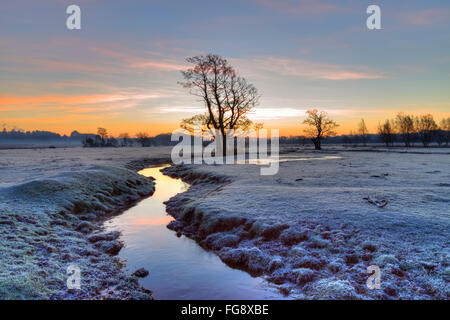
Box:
[283,114,450,148]
[79,128,177,147]
[0,129,83,141]
[280,133,447,147]
[0,128,177,147]
[2,113,449,148]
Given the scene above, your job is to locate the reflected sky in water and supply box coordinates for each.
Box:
[105,165,288,300]
[234,155,342,165]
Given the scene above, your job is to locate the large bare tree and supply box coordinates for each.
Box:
[302,109,339,150]
[179,54,259,155]
[180,113,261,137]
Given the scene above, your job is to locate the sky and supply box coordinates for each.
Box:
[0,0,449,136]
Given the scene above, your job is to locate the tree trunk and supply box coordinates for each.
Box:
[221,130,227,157]
[313,138,321,150]
[222,139,227,157]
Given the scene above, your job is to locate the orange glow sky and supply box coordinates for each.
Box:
[1,1,449,137]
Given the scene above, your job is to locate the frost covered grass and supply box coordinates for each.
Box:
[162,149,449,299]
[0,147,173,299]
[0,166,155,299]
[0,146,448,299]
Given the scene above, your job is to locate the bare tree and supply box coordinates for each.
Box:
[302,109,339,150]
[440,117,450,146]
[358,118,369,146]
[179,54,259,156]
[342,134,351,147]
[395,113,416,147]
[436,128,446,147]
[119,133,131,147]
[136,132,151,147]
[416,114,438,147]
[378,119,395,147]
[97,127,108,146]
[180,114,209,135]
[181,113,262,137]
[348,130,357,147]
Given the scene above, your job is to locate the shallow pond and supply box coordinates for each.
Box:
[105,165,287,300]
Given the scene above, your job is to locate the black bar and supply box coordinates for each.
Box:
[0,300,447,318]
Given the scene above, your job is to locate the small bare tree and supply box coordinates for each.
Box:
[440,117,450,146]
[395,113,415,147]
[302,109,339,150]
[358,118,369,146]
[378,119,395,147]
[97,127,108,146]
[136,132,151,147]
[119,133,130,147]
[179,54,259,156]
[416,114,438,147]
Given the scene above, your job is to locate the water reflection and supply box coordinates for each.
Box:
[234,155,342,165]
[105,165,288,300]
[196,154,342,165]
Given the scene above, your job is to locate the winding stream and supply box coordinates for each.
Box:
[105,165,286,300]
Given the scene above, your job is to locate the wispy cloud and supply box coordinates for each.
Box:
[0,92,161,113]
[238,57,386,80]
[3,114,101,124]
[248,107,306,120]
[89,46,187,71]
[0,93,160,106]
[2,55,185,75]
[1,38,186,76]
[128,59,186,71]
[157,106,205,114]
[399,8,450,26]
[1,57,117,75]
[249,0,344,16]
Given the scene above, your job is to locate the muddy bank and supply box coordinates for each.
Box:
[0,166,155,299]
[161,163,450,300]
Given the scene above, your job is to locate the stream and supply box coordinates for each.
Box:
[105,165,287,300]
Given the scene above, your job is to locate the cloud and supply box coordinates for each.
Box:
[1,38,186,76]
[89,46,187,71]
[3,114,101,124]
[157,106,205,114]
[0,92,161,113]
[250,107,354,120]
[1,57,108,75]
[157,106,332,121]
[128,59,186,71]
[3,55,185,75]
[399,8,450,26]
[249,0,344,16]
[0,93,159,106]
[248,107,306,120]
[238,56,386,80]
